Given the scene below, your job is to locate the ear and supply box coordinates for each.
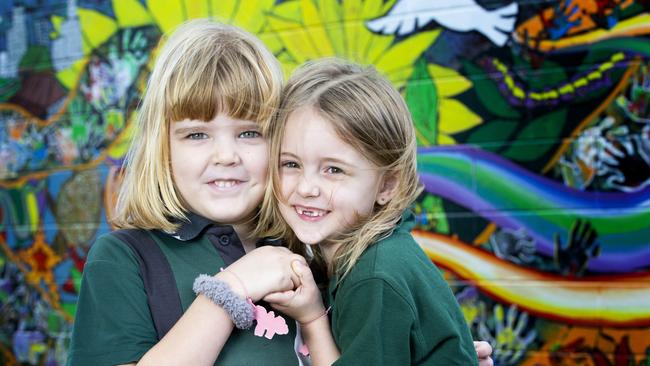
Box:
[376,171,398,206]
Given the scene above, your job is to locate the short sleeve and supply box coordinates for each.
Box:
[332,278,413,366]
[67,233,157,365]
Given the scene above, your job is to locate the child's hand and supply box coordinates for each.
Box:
[217,246,307,302]
[263,261,326,324]
[474,341,493,366]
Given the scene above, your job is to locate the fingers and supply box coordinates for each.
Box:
[291,261,314,280]
[474,341,493,360]
[478,357,494,366]
[264,290,296,305]
[288,256,308,287]
[289,270,301,289]
[291,261,318,291]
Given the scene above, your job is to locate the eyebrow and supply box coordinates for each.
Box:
[172,125,204,137]
[280,151,353,167]
[172,120,260,136]
[280,151,300,160]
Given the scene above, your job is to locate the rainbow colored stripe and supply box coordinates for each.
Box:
[418,146,650,273]
[415,230,650,327]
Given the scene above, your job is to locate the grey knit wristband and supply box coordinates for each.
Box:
[192,274,254,330]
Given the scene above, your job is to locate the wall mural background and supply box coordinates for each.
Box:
[0,0,648,364]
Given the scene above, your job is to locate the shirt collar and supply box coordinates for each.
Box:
[326,209,415,302]
[166,212,232,241]
[163,212,283,248]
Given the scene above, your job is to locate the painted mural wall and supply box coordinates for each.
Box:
[0,0,648,364]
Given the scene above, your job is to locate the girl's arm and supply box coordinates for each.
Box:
[137,246,306,365]
[71,243,304,366]
[114,280,237,366]
[299,310,340,366]
[264,261,341,366]
[134,293,236,365]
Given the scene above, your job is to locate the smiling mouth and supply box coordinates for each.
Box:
[295,206,328,219]
[211,180,242,189]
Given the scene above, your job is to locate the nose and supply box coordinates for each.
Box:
[211,138,240,166]
[296,173,320,198]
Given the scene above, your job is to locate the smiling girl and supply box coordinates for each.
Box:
[259,59,480,365]
[67,20,306,366]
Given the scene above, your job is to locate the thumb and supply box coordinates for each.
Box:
[291,260,315,283]
[264,290,295,305]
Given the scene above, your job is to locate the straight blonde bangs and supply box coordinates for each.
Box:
[112,19,282,232]
[165,30,282,126]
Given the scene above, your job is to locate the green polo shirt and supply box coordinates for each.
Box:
[327,213,478,365]
[68,218,300,365]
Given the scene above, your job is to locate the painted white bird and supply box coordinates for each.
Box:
[367,0,519,47]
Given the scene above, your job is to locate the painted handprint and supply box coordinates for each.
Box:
[81,29,149,111]
[478,304,536,366]
[544,0,582,40]
[559,115,650,192]
[489,227,536,265]
[554,219,600,276]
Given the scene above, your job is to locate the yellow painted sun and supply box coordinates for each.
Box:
[58,0,479,147]
[428,63,482,145]
[53,0,276,91]
[265,0,440,88]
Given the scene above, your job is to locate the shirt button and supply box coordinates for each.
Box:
[218,235,230,246]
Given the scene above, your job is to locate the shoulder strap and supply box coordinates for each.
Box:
[113,229,183,340]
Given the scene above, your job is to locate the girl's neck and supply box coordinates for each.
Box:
[318,242,342,266]
[233,223,257,253]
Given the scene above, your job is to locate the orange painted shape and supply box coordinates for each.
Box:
[414,230,650,327]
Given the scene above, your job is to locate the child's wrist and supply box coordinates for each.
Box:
[299,306,331,327]
[193,274,254,329]
[215,269,249,299]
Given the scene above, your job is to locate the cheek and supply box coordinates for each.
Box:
[169,155,187,187]
[244,146,269,180]
[256,162,269,184]
[169,142,189,175]
[338,181,377,216]
[279,174,295,201]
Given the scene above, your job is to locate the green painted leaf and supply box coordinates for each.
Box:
[405,58,437,146]
[463,61,522,119]
[588,37,650,57]
[502,108,567,162]
[465,119,520,150]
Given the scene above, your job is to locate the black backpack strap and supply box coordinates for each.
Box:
[113,229,183,340]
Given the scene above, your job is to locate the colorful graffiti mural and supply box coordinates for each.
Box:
[0,0,648,364]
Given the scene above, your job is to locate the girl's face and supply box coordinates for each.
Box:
[278,106,387,246]
[170,113,268,229]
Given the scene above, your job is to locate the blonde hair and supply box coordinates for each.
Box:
[257,58,422,279]
[112,19,283,231]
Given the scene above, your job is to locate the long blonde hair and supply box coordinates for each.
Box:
[257,58,422,279]
[112,19,283,231]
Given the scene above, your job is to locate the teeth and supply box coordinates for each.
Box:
[296,207,325,217]
[213,180,238,188]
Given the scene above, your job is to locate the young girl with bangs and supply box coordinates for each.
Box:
[259,59,480,365]
[67,20,308,365]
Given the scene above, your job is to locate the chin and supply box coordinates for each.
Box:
[295,233,324,246]
[207,210,251,225]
